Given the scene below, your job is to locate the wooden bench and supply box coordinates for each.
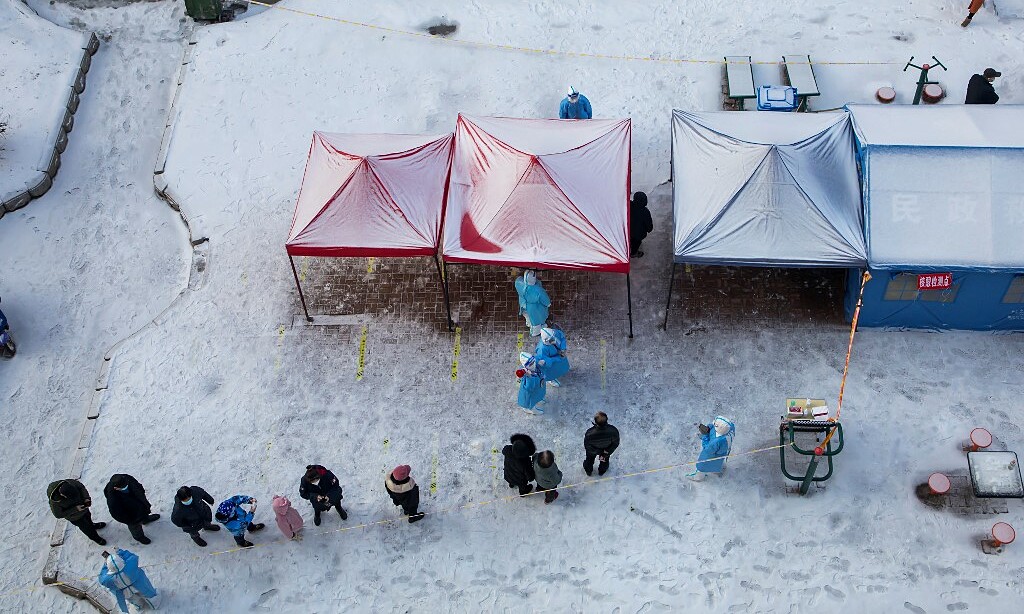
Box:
[782,55,820,111]
[723,56,755,111]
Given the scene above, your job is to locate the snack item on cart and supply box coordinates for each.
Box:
[812,404,830,420]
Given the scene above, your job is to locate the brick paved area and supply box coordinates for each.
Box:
[915,473,1011,516]
[669,265,847,328]
[293,255,847,335]
[297,255,633,334]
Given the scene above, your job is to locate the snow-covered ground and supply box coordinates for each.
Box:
[0,0,190,610]
[0,0,88,202]
[3,0,1024,612]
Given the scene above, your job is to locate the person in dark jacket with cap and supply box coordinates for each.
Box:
[629,192,654,258]
[299,464,348,526]
[385,465,425,523]
[104,474,160,544]
[502,433,537,495]
[48,478,107,545]
[171,485,220,547]
[966,68,1000,104]
[584,412,621,476]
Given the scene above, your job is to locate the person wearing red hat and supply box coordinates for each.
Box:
[385,465,425,523]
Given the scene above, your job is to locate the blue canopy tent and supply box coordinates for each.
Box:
[846,104,1024,331]
[665,110,867,327]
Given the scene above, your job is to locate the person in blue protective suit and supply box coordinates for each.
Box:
[686,416,735,481]
[535,327,569,387]
[516,352,547,415]
[514,270,551,337]
[214,495,265,548]
[98,549,159,613]
[559,86,592,119]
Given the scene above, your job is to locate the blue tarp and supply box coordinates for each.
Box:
[847,269,1024,331]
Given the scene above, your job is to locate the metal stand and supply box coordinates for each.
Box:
[904,56,947,105]
[662,262,677,330]
[780,420,844,495]
[289,255,313,322]
[626,273,634,339]
[433,254,454,332]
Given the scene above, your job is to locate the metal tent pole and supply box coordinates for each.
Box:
[433,254,454,332]
[626,272,634,339]
[663,262,677,330]
[289,255,312,322]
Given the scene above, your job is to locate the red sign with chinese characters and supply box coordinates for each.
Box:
[917,273,952,291]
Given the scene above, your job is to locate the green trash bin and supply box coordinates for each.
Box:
[183,0,223,21]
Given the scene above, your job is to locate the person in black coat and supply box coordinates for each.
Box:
[385,465,425,523]
[104,474,160,544]
[501,433,537,495]
[629,191,654,258]
[965,68,1000,104]
[47,479,107,545]
[299,464,348,526]
[170,485,221,547]
[584,412,621,476]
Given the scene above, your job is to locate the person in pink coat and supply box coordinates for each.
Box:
[272,495,304,539]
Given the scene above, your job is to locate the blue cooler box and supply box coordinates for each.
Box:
[756,85,798,111]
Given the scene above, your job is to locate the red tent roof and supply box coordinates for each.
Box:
[286,132,454,257]
[442,115,631,273]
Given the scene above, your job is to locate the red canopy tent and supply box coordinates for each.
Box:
[443,115,634,335]
[286,131,455,326]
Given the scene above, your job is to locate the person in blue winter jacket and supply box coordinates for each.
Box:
[535,327,569,387]
[98,548,159,613]
[559,86,592,119]
[514,270,551,337]
[214,495,265,548]
[687,416,735,481]
[516,352,547,415]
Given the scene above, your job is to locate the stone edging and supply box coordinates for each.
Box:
[40,27,205,613]
[0,32,100,220]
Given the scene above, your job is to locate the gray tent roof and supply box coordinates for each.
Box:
[671,110,866,267]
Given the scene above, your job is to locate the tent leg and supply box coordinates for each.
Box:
[626,273,634,339]
[289,255,313,323]
[434,254,454,332]
[663,262,677,331]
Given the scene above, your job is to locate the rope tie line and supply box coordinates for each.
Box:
[14,442,791,599]
[246,1,896,66]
